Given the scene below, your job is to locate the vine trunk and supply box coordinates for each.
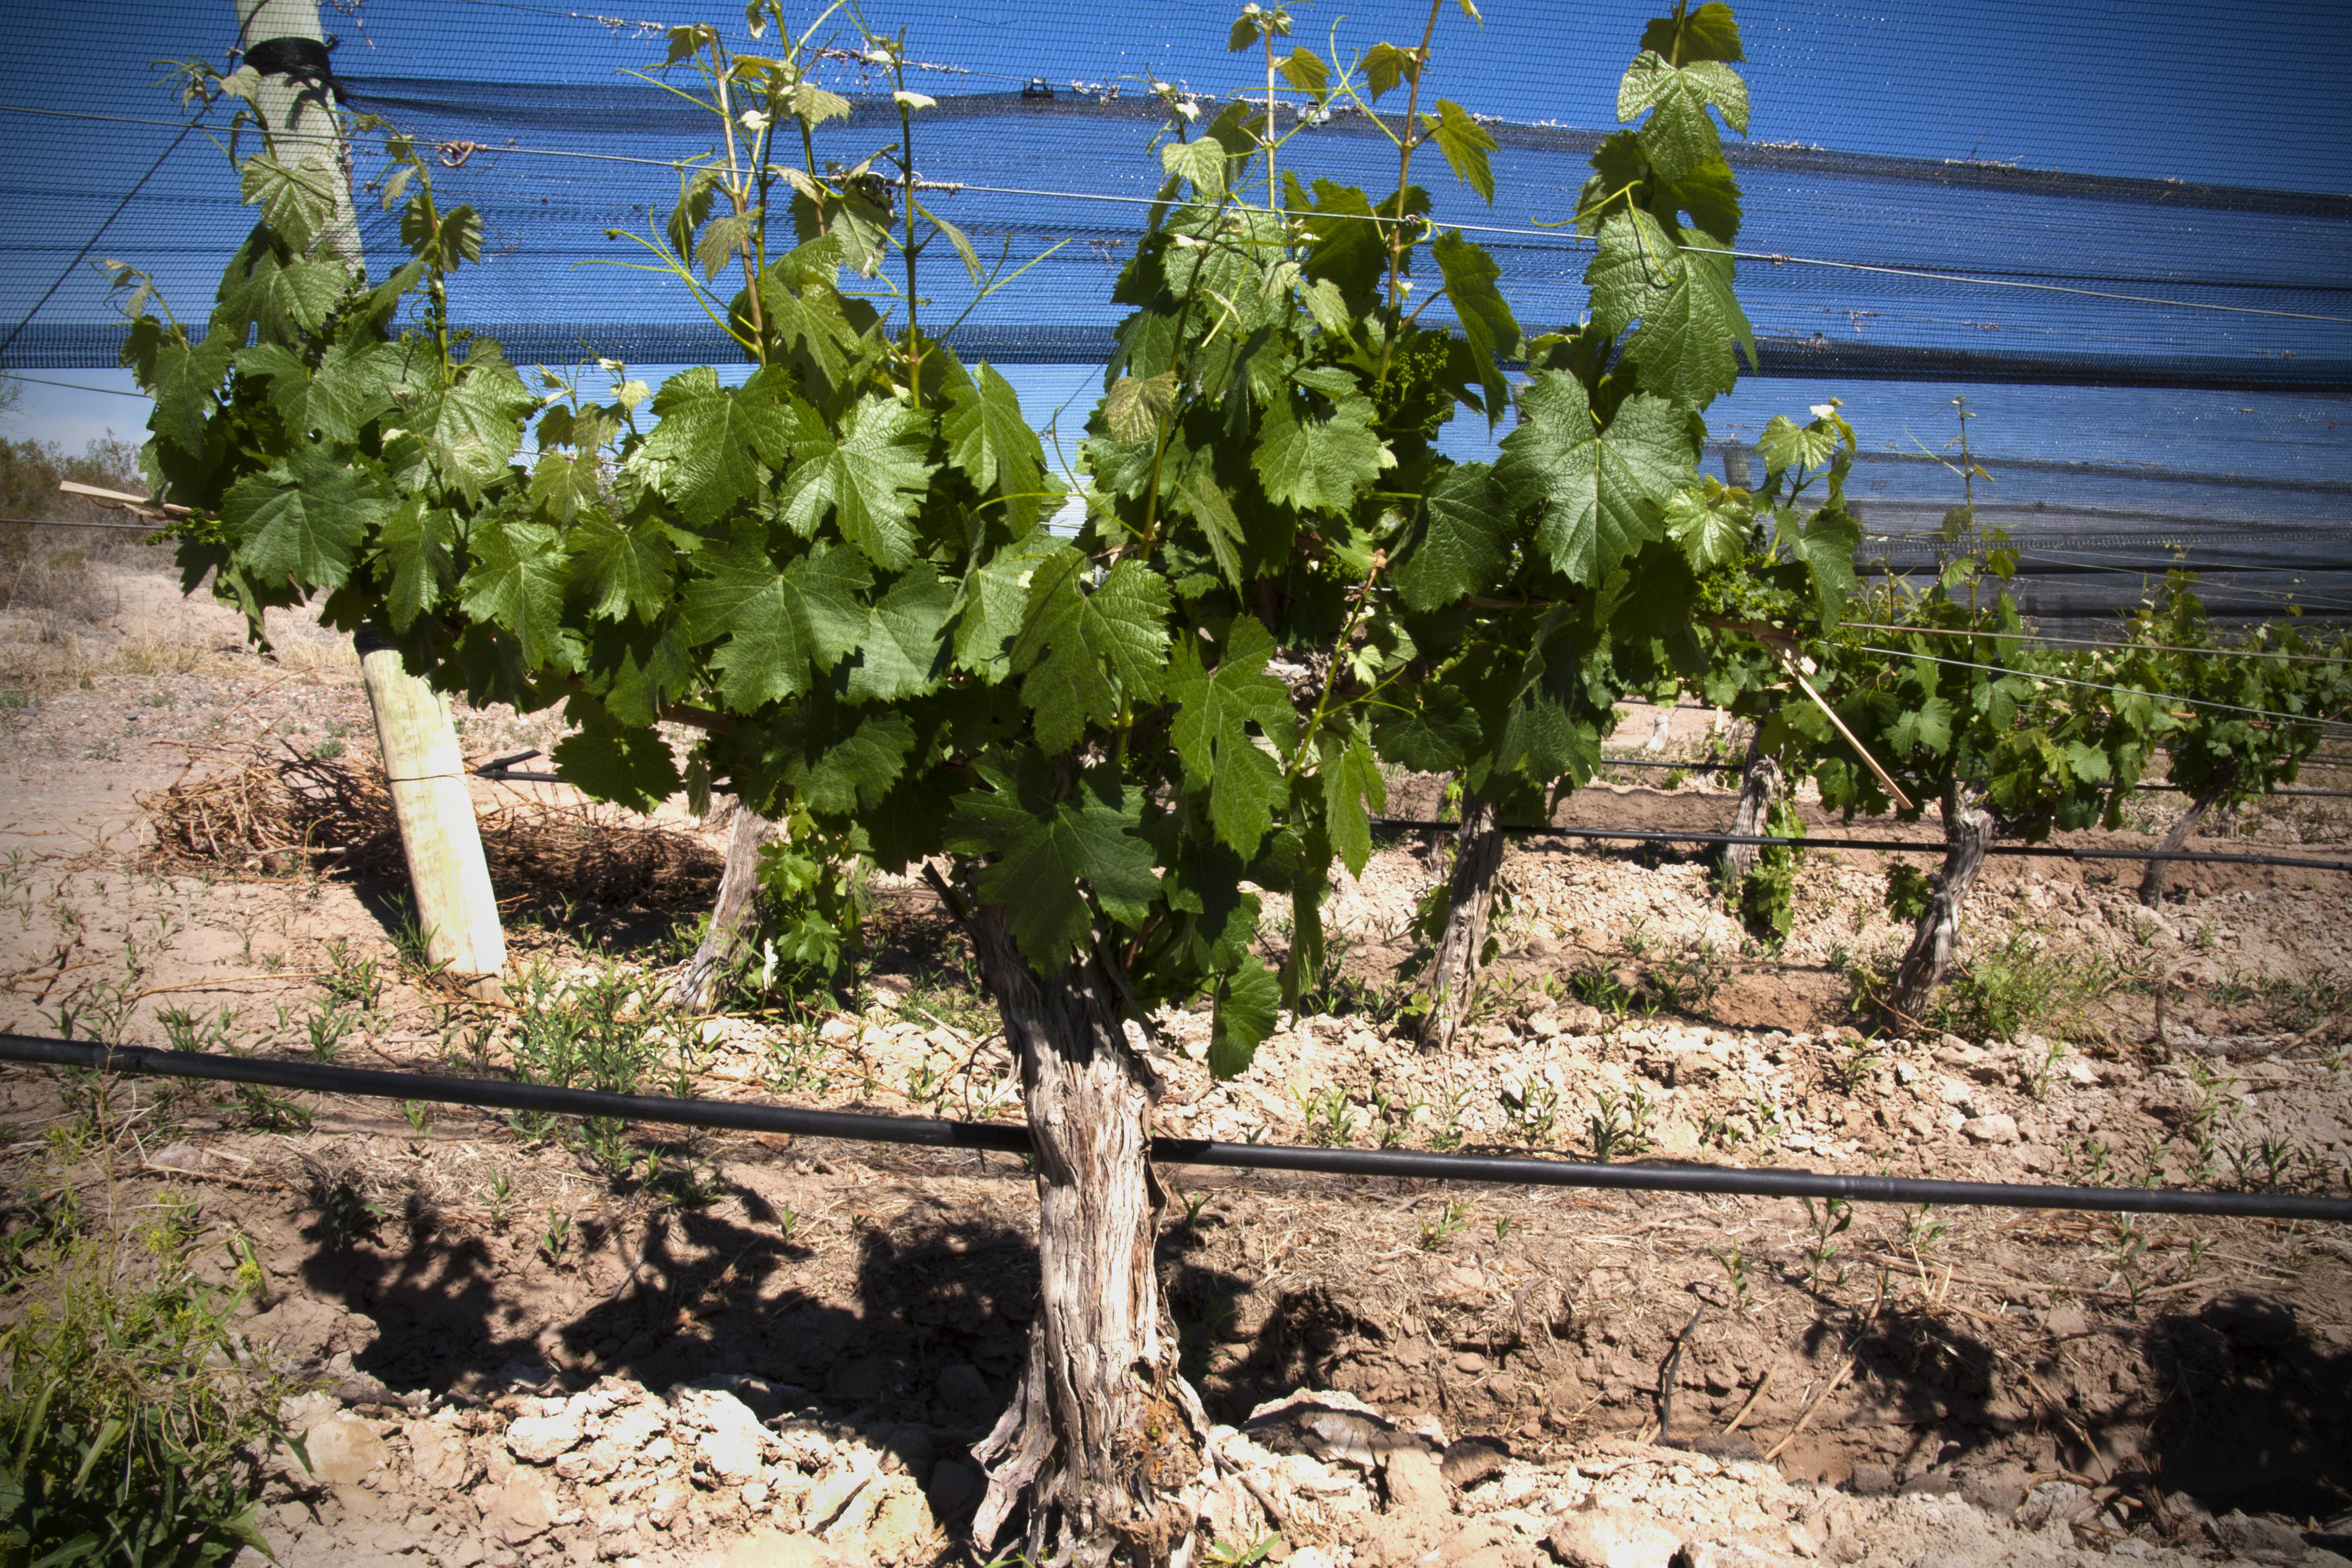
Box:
[1420,787,1505,1053]
[951,889,1210,1568]
[2138,766,2236,909]
[1719,733,1779,886]
[669,805,776,1011]
[1888,782,1997,1022]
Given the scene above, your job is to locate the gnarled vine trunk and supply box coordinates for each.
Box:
[2138,766,2236,909]
[1419,786,1505,1054]
[948,886,1210,1568]
[1888,782,1997,1023]
[1719,730,1781,888]
[668,804,776,1011]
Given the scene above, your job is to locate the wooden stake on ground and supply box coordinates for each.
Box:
[357,634,505,997]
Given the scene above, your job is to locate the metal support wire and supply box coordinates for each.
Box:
[1368,820,2352,873]
[5,1034,2345,1221]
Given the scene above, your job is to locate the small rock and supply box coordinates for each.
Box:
[1786,1522,1819,1558]
[934,1364,997,1425]
[679,1389,771,1485]
[927,1459,986,1520]
[487,1469,557,1543]
[148,1140,207,1172]
[407,1419,478,1490]
[1961,1113,2019,1145]
[1848,1464,1895,1496]
[302,1414,387,1485]
[1381,1446,1450,1519]
[2218,1511,2312,1559]
[1439,1436,1510,1489]
[805,1452,881,1533]
[506,1413,585,1464]
[1547,1506,1681,1568]
[2042,1305,2090,1340]
[865,1477,938,1561]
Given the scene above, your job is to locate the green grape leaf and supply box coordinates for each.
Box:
[638,367,792,526]
[846,563,956,703]
[551,711,682,814]
[777,392,937,569]
[952,535,1054,675]
[1756,414,1838,473]
[684,539,873,710]
[1162,136,1230,200]
[1253,382,1385,513]
[1288,177,1386,313]
[1280,47,1329,95]
[1660,156,1742,245]
[1360,42,1423,100]
[942,363,1042,505]
[1392,460,1508,611]
[237,155,343,251]
[1496,373,1694,585]
[1779,504,1862,623]
[1887,694,1954,757]
[1585,208,1682,338]
[1619,53,1748,181]
[1373,683,1482,772]
[1103,371,1178,443]
[1319,732,1386,876]
[458,516,571,670]
[1431,230,1521,418]
[1422,100,1498,204]
[1011,553,1173,753]
[1640,2,1745,63]
[1615,229,1755,407]
[421,358,537,499]
[1167,618,1297,857]
[221,448,392,590]
[1663,487,1746,571]
[567,511,682,623]
[378,496,455,632]
[149,331,236,456]
[949,754,1159,969]
[1177,467,1246,592]
[1209,957,1282,1079]
[529,450,606,523]
[217,246,346,343]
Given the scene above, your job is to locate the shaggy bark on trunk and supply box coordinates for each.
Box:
[668,804,776,1011]
[932,874,1211,1568]
[1888,782,1998,1023]
[2138,766,2236,909]
[1418,787,1506,1053]
[1719,731,1781,888]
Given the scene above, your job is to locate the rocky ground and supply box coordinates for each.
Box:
[3,561,2349,1567]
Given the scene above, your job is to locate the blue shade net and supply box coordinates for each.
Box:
[4,0,2348,627]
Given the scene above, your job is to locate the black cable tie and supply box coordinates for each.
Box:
[5,1034,2346,1223]
[240,35,340,94]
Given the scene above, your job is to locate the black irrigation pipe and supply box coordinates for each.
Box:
[6,1034,2346,1222]
[1368,820,2352,873]
[1577,756,2352,799]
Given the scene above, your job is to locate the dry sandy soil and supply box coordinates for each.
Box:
[3,556,2349,1568]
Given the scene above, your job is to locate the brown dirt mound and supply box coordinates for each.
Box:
[137,739,723,908]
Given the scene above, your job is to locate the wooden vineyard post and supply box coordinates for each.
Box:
[236,0,507,991]
[356,630,506,996]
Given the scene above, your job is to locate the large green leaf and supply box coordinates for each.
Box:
[1431,230,1520,420]
[529,450,606,524]
[1319,732,1386,876]
[1010,552,1172,753]
[551,707,683,814]
[948,753,1158,970]
[1373,683,1482,771]
[149,331,236,456]
[1596,220,1754,408]
[1663,487,1746,571]
[421,357,537,500]
[1166,618,1297,856]
[458,516,571,669]
[777,393,937,569]
[683,539,872,710]
[1640,2,1744,63]
[1422,101,1497,204]
[1618,52,1749,181]
[1209,958,1282,1079]
[567,512,683,623]
[846,564,955,702]
[238,156,344,252]
[216,246,345,344]
[941,364,1043,521]
[1496,373,1694,585]
[636,367,792,526]
[1778,504,1862,623]
[221,448,391,590]
[1286,176,1387,313]
[1253,380,1385,513]
[951,535,1055,675]
[1392,461,1509,611]
[378,497,455,631]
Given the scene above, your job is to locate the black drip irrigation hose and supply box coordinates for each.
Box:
[6,1034,2346,1222]
[1368,820,2352,873]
